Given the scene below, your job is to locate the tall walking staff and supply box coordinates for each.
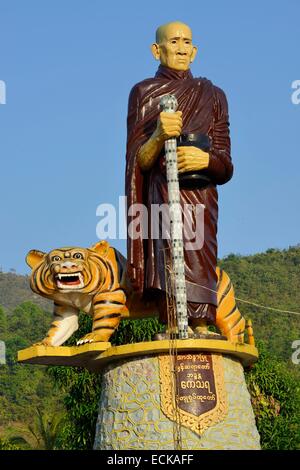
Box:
[160,95,189,340]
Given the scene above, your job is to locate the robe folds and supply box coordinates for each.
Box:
[125,65,233,323]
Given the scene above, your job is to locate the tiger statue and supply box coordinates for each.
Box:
[26,241,128,346]
[26,240,248,347]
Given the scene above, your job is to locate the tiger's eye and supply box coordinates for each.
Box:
[73,252,84,259]
[52,255,61,262]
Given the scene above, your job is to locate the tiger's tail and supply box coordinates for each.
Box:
[216,267,246,343]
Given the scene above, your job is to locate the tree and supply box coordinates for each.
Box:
[0,306,7,337]
[4,408,64,450]
[26,408,64,450]
[0,438,21,450]
[246,341,300,450]
[8,302,52,344]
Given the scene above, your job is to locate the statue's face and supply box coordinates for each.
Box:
[152,23,197,71]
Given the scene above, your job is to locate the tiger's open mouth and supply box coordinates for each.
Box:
[55,272,84,290]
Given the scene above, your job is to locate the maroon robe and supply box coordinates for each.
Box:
[125,65,233,323]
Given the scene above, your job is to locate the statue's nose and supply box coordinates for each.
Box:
[61,261,77,269]
[177,40,188,54]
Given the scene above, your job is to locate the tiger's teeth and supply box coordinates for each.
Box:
[57,273,81,279]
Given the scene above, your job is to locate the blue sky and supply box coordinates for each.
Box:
[0,0,299,274]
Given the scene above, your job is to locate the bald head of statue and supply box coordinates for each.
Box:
[151,21,198,71]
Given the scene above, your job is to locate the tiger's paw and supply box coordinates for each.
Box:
[76,331,112,345]
[33,338,54,347]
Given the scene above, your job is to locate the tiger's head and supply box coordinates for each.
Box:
[26,241,112,298]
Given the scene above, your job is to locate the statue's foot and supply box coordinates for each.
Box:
[77,332,111,345]
[153,332,168,340]
[191,321,225,339]
[193,329,227,340]
[153,326,194,340]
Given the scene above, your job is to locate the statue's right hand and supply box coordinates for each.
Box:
[156,111,182,141]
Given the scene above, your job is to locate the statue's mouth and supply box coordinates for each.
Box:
[55,272,84,290]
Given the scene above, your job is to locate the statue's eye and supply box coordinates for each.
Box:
[73,252,84,259]
[52,255,61,262]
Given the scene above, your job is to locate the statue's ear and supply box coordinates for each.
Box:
[89,240,110,256]
[151,43,160,61]
[190,45,198,63]
[26,250,46,269]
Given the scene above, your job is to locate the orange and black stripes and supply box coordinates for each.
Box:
[86,245,129,342]
[90,288,128,342]
[216,267,245,343]
[48,302,67,332]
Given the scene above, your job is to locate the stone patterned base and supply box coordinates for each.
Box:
[93,353,260,450]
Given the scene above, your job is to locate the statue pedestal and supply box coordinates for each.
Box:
[93,340,260,450]
[18,339,260,450]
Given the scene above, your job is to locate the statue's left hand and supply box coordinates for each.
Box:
[177,146,209,174]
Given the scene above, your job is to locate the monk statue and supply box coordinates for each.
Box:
[125,21,233,336]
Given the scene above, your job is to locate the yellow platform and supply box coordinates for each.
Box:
[17,342,111,370]
[18,339,258,371]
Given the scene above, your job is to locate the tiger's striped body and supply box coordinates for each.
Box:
[26,241,128,346]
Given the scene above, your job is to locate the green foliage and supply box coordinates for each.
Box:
[111,317,164,345]
[8,302,52,345]
[0,302,64,437]
[0,437,21,450]
[220,245,300,364]
[246,341,300,450]
[48,366,102,450]
[0,305,7,336]
[48,314,101,450]
[26,407,64,450]
[4,408,64,450]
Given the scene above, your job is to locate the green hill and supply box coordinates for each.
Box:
[220,245,300,365]
[0,271,51,312]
